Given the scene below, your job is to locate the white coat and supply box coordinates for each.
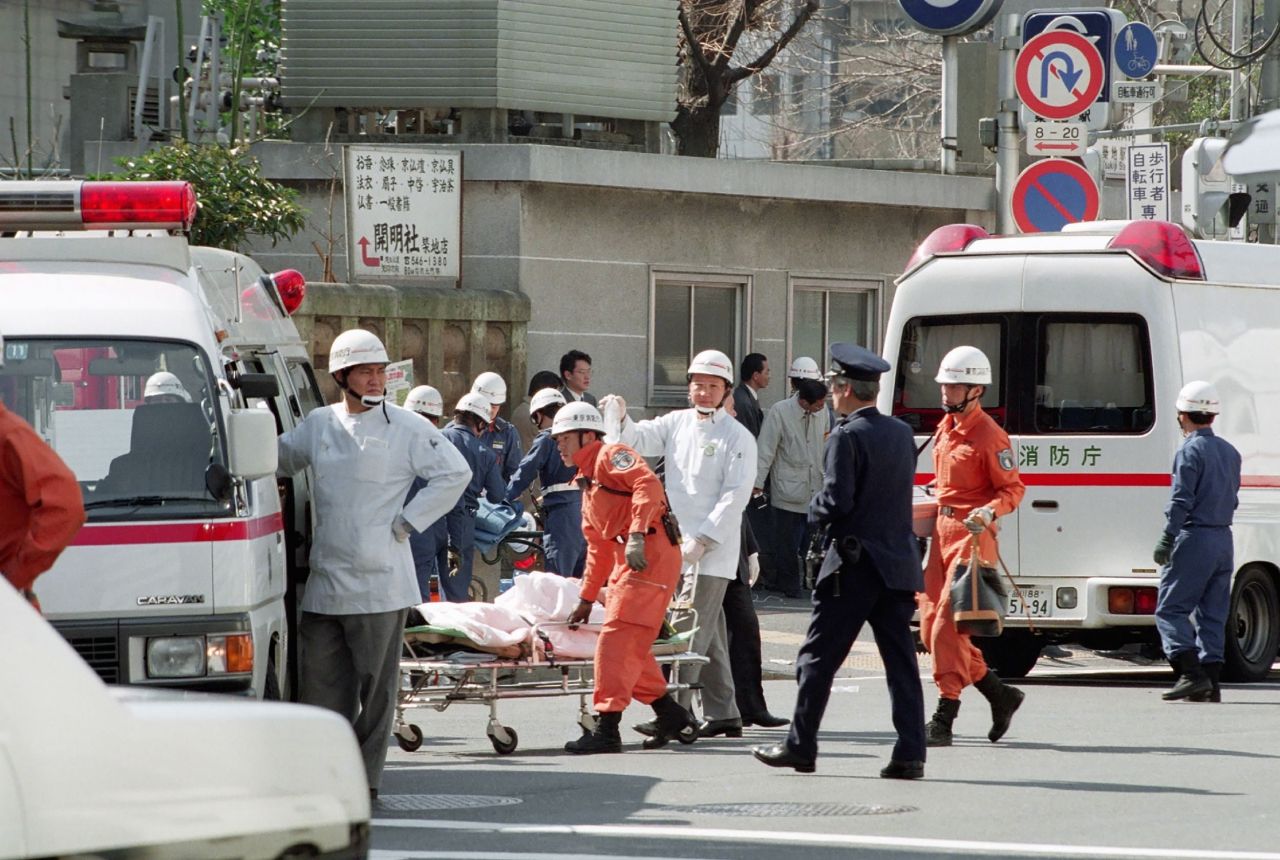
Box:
[278,401,470,614]
[756,395,827,514]
[611,407,756,581]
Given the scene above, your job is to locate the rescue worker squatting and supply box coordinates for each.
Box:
[918,345,1027,748]
[440,392,507,602]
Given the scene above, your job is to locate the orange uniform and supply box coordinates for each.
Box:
[573,439,681,712]
[918,404,1024,699]
[0,402,86,591]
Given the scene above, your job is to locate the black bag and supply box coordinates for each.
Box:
[950,537,1008,637]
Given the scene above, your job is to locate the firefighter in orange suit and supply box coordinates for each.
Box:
[918,346,1026,747]
[556,402,699,754]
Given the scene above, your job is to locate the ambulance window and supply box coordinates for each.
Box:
[288,360,324,416]
[1033,315,1153,434]
[892,315,1005,434]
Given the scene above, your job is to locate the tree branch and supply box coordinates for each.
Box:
[727,0,819,84]
[679,5,717,91]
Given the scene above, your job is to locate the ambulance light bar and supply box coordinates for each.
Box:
[1107,221,1204,281]
[0,180,197,232]
[903,224,990,273]
[267,269,306,316]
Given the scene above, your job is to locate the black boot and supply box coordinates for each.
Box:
[1200,662,1223,703]
[925,697,960,747]
[565,711,623,754]
[642,694,699,750]
[974,670,1025,743]
[1163,651,1212,701]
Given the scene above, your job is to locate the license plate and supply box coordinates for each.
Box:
[1007,586,1052,618]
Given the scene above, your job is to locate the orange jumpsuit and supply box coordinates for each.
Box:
[0,402,86,591]
[918,404,1024,699]
[572,439,682,713]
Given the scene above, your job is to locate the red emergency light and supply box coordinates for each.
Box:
[1108,221,1204,281]
[904,224,991,274]
[268,269,307,315]
[0,180,197,232]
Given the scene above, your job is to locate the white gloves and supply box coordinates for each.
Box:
[598,394,628,438]
[392,514,414,542]
[964,506,995,535]
[681,536,707,565]
[747,552,760,586]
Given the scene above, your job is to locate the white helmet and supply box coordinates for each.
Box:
[456,392,493,423]
[935,346,992,385]
[687,349,734,384]
[329,328,389,373]
[1176,380,1220,414]
[530,387,566,416]
[471,371,507,405]
[404,384,444,417]
[788,356,822,381]
[143,371,192,403]
[551,401,605,436]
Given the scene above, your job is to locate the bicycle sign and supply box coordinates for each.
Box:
[1114,22,1158,79]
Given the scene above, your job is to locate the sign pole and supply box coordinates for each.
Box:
[996,12,1020,234]
[941,35,958,175]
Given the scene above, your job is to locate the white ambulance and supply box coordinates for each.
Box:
[0,180,323,698]
[885,219,1280,681]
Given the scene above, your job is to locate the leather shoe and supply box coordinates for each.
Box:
[742,712,790,728]
[697,717,743,738]
[879,759,924,780]
[752,743,815,773]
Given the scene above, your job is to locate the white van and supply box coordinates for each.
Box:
[0,580,369,860]
[0,180,323,698]
[884,219,1280,681]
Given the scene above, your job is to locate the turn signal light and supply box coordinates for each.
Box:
[207,633,254,674]
[904,224,991,273]
[1109,221,1204,280]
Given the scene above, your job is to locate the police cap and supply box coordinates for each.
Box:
[827,343,890,382]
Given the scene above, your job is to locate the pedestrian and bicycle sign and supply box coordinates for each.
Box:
[896,0,1004,36]
[1011,158,1100,234]
[1026,121,1086,157]
[1016,30,1105,121]
[1114,22,1158,79]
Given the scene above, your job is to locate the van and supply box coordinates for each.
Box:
[0,180,322,697]
[883,219,1280,681]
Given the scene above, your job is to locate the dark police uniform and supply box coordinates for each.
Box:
[754,343,925,775]
[479,416,524,483]
[441,422,506,602]
[505,428,586,577]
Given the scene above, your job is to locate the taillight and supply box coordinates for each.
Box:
[1108,586,1159,615]
[80,181,198,231]
[269,269,307,315]
[904,224,991,273]
[1108,220,1204,280]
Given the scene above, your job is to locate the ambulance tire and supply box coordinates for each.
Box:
[1223,566,1280,683]
[263,646,282,701]
[976,630,1042,679]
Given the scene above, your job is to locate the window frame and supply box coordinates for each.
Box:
[890,312,1012,435]
[786,275,883,375]
[648,271,752,408]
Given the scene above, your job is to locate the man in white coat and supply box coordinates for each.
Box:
[278,329,470,799]
[600,349,757,738]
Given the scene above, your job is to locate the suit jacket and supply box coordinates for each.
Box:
[558,385,598,407]
[732,383,764,438]
[807,406,922,592]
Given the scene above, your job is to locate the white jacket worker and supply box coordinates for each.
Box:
[600,349,757,738]
[277,329,469,799]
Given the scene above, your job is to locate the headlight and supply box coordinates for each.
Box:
[146,636,206,678]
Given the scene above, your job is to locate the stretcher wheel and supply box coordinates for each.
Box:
[396,724,424,752]
[677,725,698,745]
[488,726,518,755]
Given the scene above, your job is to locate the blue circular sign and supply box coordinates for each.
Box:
[897,0,1004,36]
[1114,22,1158,79]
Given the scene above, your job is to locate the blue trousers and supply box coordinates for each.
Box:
[542,500,585,578]
[410,518,449,602]
[444,509,476,602]
[1156,527,1233,663]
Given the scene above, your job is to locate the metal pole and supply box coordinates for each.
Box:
[996,13,1020,234]
[941,35,958,175]
[1231,0,1250,121]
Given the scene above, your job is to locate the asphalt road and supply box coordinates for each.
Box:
[371,598,1280,860]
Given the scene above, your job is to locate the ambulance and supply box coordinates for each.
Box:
[0,180,323,698]
[885,219,1280,681]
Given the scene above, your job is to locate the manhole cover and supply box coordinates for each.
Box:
[683,802,916,817]
[377,794,523,812]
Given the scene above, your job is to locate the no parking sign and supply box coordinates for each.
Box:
[1011,159,1100,233]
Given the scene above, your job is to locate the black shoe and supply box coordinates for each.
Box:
[632,718,659,738]
[752,743,815,773]
[742,712,790,728]
[925,697,960,747]
[879,759,925,780]
[642,694,699,750]
[974,671,1025,743]
[697,717,744,738]
[1189,662,1223,703]
[1163,651,1212,701]
[565,711,623,754]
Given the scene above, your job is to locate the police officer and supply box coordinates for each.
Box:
[404,385,451,601]
[753,344,925,778]
[1154,380,1241,702]
[472,372,524,482]
[505,388,586,577]
[440,392,507,602]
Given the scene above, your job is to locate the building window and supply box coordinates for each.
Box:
[789,278,880,376]
[651,274,748,406]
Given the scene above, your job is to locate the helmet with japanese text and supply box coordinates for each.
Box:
[471,371,507,405]
[934,345,992,385]
[529,387,566,417]
[404,385,444,418]
[328,328,389,373]
[687,349,734,384]
[1176,380,1220,414]
[456,392,493,423]
[551,402,605,436]
[788,356,822,381]
[143,371,192,403]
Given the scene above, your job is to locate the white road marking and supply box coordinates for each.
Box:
[372,818,1280,859]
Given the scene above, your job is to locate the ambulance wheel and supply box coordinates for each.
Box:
[976,630,1041,679]
[1224,566,1280,682]
[396,724,424,753]
[488,726,518,755]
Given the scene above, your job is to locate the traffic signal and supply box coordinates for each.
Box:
[1181,137,1251,239]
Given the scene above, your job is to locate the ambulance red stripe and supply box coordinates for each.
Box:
[914,473,1280,488]
[71,513,284,546]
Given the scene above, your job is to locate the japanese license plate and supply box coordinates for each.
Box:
[1008,586,1052,618]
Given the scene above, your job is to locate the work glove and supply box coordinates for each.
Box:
[392,514,414,543]
[964,506,994,535]
[681,536,708,565]
[567,599,593,627]
[747,553,760,587]
[1154,532,1175,566]
[625,532,648,571]
[598,394,628,435]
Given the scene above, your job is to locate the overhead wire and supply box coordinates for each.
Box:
[1193,0,1280,69]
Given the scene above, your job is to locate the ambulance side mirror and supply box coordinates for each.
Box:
[233,373,279,399]
[226,409,279,479]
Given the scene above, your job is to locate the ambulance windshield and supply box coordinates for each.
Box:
[0,338,229,519]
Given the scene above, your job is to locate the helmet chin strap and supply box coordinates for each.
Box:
[360,393,385,407]
[943,389,981,414]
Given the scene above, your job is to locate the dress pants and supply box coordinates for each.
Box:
[723,575,769,717]
[672,572,739,721]
[771,508,807,594]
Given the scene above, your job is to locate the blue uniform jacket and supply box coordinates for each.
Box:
[1164,427,1241,536]
[808,406,922,592]
[479,417,524,483]
[505,430,579,510]
[442,422,506,514]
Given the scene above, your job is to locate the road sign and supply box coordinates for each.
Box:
[1011,158,1100,233]
[1114,22,1158,79]
[896,0,1004,36]
[1022,9,1125,129]
[1016,30,1106,121]
[1126,143,1170,222]
[1112,80,1163,104]
[1026,121,1086,157]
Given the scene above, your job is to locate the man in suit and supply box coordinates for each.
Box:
[753,343,926,779]
[732,353,776,589]
[558,350,598,407]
